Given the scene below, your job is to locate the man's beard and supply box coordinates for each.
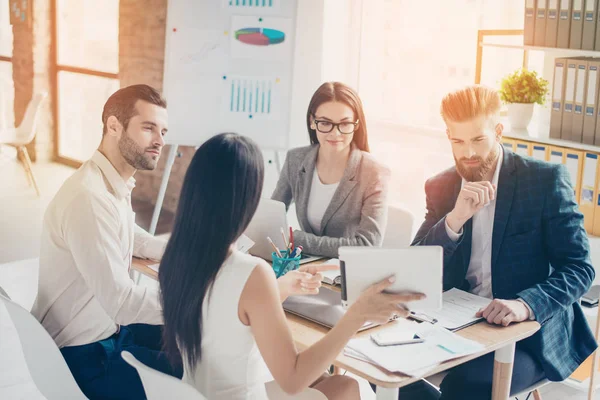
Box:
[118,131,159,171]
[454,145,499,182]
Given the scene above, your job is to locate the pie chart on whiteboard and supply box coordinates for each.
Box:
[234,28,285,46]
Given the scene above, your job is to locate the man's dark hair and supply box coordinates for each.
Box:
[102,84,167,135]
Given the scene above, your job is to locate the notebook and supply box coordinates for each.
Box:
[319,259,342,285]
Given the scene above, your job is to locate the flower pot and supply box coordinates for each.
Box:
[506,103,534,130]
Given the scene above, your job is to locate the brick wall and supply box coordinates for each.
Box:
[33,0,52,161]
[12,7,33,160]
[119,0,194,213]
[11,0,53,162]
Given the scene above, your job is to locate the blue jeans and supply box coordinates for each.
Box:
[60,324,182,400]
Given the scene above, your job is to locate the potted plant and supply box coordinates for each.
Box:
[498,69,549,130]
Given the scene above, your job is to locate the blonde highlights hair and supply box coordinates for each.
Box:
[440,85,501,125]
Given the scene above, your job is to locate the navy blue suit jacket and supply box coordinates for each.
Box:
[412,149,596,381]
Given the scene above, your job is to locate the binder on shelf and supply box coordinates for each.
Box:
[515,141,531,157]
[551,58,568,139]
[501,138,516,152]
[532,144,549,161]
[562,60,578,140]
[583,60,599,144]
[571,59,589,142]
[546,0,560,46]
[594,65,600,145]
[596,0,600,49]
[558,0,573,48]
[525,0,537,45]
[535,0,549,46]
[581,152,598,232]
[582,0,598,49]
[565,150,584,202]
[571,0,584,48]
[593,161,600,234]
[549,147,566,163]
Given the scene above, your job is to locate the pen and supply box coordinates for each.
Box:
[267,237,282,258]
[409,311,438,325]
[293,245,303,258]
[289,227,294,252]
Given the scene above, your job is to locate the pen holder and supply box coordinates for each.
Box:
[272,250,301,278]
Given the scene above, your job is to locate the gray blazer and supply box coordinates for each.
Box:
[272,144,390,258]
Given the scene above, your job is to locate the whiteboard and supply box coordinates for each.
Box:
[163,0,298,149]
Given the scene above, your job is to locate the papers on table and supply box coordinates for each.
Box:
[410,288,492,331]
[319,258,341,285]
[236,234,255,254]
[344,322,484,376]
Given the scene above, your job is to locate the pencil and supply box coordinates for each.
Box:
[267,237,282,258]
[280,227,289,250]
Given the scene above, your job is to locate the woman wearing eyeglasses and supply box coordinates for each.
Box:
[272,82,390,258]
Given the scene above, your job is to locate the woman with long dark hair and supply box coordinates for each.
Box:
[272,82,390,258]
[159,133,422,399]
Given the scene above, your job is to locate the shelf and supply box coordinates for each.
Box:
[480,42,600,56]
[503,130,600,153]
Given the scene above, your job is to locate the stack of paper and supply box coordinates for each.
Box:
[236,234,255,254]
[344,323,484,376]
[410,288,492,331]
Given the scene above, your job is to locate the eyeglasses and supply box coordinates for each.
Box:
[313,119,359,135]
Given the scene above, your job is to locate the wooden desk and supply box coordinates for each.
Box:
[132,258,540,399]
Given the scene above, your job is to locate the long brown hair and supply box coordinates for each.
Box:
[159,133,264,367]
[306,82,370,152]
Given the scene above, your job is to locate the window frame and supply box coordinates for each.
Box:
[50,0,119,167]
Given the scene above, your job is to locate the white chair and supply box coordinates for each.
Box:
[0,286,87,399]
[513,379,549,399]
[382,204,415,248]
[121,351,207,400]
[0,92,48,196]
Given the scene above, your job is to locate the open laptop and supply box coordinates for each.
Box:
[244,198,324,264]
[283,288,376,331]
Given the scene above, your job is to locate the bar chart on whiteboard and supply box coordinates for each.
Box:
[226,0,279,8]
[225,76,279,119]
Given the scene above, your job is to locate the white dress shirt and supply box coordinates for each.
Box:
[445,146,534,318]
[306,168,340,233]
[32,151,168,348]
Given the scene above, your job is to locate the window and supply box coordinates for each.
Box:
[0,0,14,130]
[353,0,527,213]
[359,0,526,130]
[54,0,119,165]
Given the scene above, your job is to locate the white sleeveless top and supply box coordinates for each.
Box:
[182,250,272,399]
[182,250,326,400]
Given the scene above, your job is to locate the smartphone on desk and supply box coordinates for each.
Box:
[370,332,424,347]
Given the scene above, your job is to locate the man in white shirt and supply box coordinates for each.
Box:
[32,84,180,400]
[411,85,596,399]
